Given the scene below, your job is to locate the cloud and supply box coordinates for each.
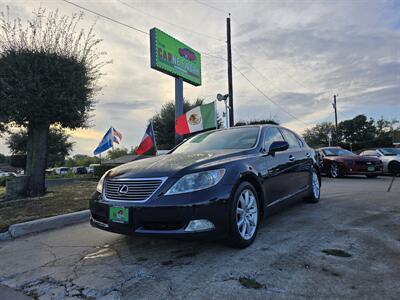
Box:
[0,0,399,155]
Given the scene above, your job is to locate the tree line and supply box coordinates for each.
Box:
[303,114,399,151]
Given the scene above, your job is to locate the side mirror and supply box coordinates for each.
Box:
[268,141,289,156]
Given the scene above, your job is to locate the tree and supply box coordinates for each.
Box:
[235,119,279,126]
[7,127,74,168]
[303,115,399,151]
[151,99,222,150]
[0,8,107,196]
[303,122,336,148]
[65,154,100,167]
[106,147,129,160]
[375,117,399,142]
[0,153,6,163]
[337,115,376,144]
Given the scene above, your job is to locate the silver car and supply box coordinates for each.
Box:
[359,148,400,174]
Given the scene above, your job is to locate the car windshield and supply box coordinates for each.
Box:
[378,148,400,156]
[322,148,354,156]
[172,127,260,153]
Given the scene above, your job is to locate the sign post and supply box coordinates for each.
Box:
[175,77,184,144]
[150,27,202,145]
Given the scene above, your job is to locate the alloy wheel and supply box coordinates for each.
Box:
[330,164,339,178]
[312,171,320,199]
[236,189,258,240]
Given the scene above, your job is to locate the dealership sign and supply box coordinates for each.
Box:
[150,28,201,86]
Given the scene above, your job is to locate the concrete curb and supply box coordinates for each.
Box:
[0,231,11,241]
[0,210,90,241]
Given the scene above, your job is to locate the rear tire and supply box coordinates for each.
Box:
[304,168,321,203]
[226,181,260,248]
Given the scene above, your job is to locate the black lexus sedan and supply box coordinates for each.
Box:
[90,125,321,248]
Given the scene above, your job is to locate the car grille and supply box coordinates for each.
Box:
[104,178,165,201]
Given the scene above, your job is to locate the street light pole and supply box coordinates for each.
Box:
[226,14,234,127]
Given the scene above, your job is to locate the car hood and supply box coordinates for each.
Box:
[107,150,247,178]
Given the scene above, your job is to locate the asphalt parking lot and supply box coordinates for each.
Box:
[0,176,399,299]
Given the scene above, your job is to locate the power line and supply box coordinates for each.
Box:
[232,45,289,97]
[192,0,230,15]
[61,0,149,35]
[117,0,225,42]
[192,0,312,92]
[62,0,227,60]
[60,0,310,126]
[233,65,310,126]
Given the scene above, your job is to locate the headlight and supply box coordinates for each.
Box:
[165,169,226,195]
[96,171,110,193]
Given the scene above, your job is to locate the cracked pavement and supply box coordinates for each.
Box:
[0,176,399,299]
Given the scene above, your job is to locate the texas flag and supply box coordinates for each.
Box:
[135,123,157,155]
[112,127,122,144]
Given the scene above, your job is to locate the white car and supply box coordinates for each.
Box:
[87,164,100,174]
[55,167,70,175]
[0,172,16,177]
[359,148,400,174]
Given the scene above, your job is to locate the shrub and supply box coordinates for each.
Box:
[93,165,116,178]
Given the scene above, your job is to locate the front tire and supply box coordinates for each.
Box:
[226,181,260,248]
[388,161,400,176]
[329,163,342,178]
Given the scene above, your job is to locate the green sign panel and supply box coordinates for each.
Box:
[150,28,201,86]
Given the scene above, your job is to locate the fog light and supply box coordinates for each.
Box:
[184,219,215,232]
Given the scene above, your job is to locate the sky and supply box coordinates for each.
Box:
[0,0,399,156]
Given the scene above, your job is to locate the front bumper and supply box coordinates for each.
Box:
[89,183,233,239]
[346,164,383,175]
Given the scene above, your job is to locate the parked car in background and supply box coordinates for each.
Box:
[91,125,321,248]
[317,147,383,178]
[359,148,400,175]
[87,164,100,174]
[72,166,88,174]
[55,167,70,175]
[0,172,16,177]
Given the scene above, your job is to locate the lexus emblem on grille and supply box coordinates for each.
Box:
[118,184,129,195]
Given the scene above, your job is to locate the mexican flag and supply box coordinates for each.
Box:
[175,101,216,135]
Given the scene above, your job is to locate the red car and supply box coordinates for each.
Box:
[317,147,383,178]
[179,48,196,61]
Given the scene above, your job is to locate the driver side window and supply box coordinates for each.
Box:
[264,127,285,151]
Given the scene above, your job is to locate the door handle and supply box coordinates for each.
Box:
[289,155,295,162]
[306,153,311,158]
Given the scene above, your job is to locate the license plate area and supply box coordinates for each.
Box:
[367,166,375,172]
[109,207,129,224]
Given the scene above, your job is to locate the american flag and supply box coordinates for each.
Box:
[112,127,122,144]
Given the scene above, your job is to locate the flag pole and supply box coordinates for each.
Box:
[111,126,114,150]
[151,121,158,154]
[214,100,218,129]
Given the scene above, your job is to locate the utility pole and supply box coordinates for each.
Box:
[333,95,338,144]
[227,14,234,127]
